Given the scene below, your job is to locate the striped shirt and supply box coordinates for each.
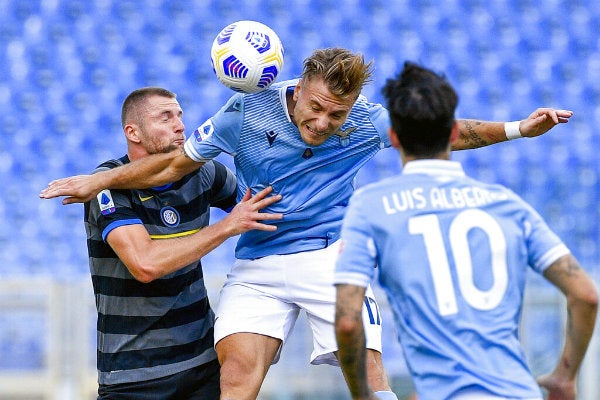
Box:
[184,79,391,259]
[85,156,236,385]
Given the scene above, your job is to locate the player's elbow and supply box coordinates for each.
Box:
[126,260,163,283]
[568,281,599,315]
[335,315,361,340]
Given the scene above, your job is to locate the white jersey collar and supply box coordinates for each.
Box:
[278,82,297,123]
[403,159,465,177]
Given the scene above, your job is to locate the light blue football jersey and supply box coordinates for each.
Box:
[184,79,391,259]
[335,159,570,400]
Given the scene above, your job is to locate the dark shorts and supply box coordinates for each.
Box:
[98,359,220,400]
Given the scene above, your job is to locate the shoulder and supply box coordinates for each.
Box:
[348,95,389,142]
[93,155,128,173]
[191,160,236,186]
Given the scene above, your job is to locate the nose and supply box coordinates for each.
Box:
[314,116,329,132]
[175,118,185,133]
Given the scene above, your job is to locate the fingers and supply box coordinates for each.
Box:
[531,108,573,124]
[245,185,273,202]
[255,212,284,221]
[255,193,282,209]
[39,177,73,199]
[241,188,253,202]
[244,186,282,209]
[252,222,280,232]
[62,196,86,205]
[555,109,574,119]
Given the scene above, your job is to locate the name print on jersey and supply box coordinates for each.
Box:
[382,186,509,214]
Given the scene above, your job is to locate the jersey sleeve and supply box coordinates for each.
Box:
[205,160,238,212]
[184,93,245,162]
[86,164,143,242]
[515,193,571,274]
[334,190,377,288]
[369,102,392,148]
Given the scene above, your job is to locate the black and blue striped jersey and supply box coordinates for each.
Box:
[84,155,236,385]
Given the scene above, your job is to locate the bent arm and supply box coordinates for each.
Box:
[40,149,202,204]
[452,108,574,150]
[536,254,598,398]
[108,187,283,283]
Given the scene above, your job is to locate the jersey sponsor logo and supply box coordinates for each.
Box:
[302,148,313,159]
[97,190,115,215]
[193,121,214,143]
[266,130,278,146]
[335,126,357,147]
[160,206,180,227]
[138,193,154,202]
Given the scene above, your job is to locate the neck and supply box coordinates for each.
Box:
[401,151,451,166]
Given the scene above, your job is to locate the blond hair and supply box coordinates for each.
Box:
[302,48,374,99]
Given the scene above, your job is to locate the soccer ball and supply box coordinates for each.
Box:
[210,20,285,94]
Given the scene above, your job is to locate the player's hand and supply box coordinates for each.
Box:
[519,108,573,138]
[39,175,100,204]
[536,372,576,400]
[224,186,283,234]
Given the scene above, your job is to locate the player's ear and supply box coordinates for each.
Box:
[388,127,401,149]
[293,79,303,101]
[449,121,459,146]
[124,124,142,144]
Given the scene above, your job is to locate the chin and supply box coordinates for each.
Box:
[300,133,328,147]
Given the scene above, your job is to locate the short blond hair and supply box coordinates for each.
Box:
[302,48,374,99]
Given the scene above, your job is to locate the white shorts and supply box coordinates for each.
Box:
[214,241,383,366]
[452,391,542,400]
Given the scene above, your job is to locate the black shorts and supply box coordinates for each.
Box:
[98,359,220,400]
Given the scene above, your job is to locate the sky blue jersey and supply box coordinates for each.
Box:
[335,159,570,400]
[184,79,390,259]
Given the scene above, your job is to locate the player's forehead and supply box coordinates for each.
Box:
[142,95,182,115]
[301,77,354,111]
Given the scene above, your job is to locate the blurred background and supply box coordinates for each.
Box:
[0,0,599,399]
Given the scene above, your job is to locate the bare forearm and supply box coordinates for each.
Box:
[337,326,370,398]
[123,186,283,282]
[335,285,373,399]
[556,296,598,379]
[453,120,506,150]
[543,254,599,381]
[453,108,574,151]
[103,150,196,190]
[153,223,231,273]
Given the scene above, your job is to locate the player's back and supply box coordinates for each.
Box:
[346,160,566,399]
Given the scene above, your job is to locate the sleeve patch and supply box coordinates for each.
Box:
[97,189,116,215]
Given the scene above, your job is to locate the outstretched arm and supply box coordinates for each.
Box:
[536,254,598,400]
[108,187,283,283]
[40,148,201,204]
[452,108,574,150]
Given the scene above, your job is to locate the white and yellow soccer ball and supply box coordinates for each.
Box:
[210,20,285,94]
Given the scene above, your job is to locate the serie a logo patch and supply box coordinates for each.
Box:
[97,190,115,215]
[193,121,214,143]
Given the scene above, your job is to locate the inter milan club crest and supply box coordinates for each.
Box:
[335,126,357,147]
[160,206,180,227]
[302,148,313,159]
